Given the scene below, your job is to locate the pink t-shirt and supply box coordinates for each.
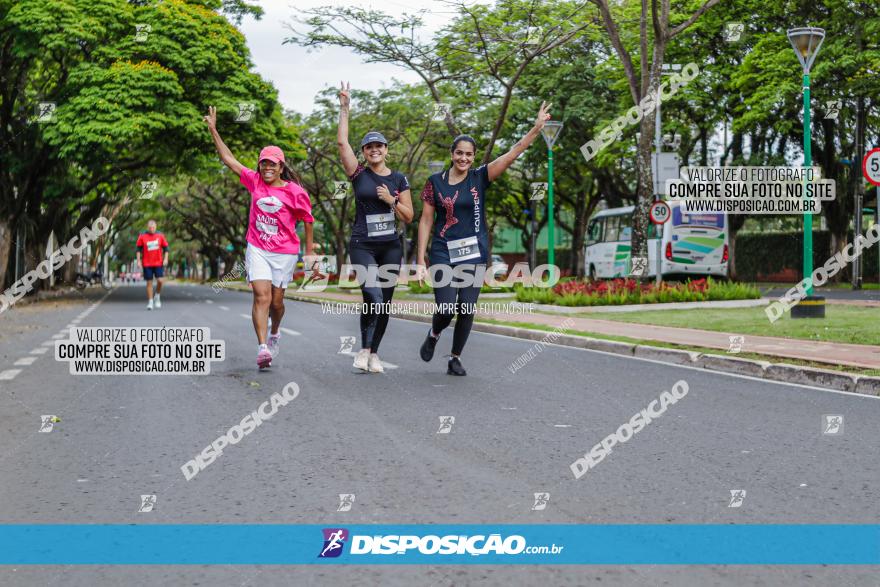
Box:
[241,168,315,254]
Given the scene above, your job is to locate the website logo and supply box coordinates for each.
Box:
[319,528,349,558]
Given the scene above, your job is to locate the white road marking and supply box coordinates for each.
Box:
[553,424,572,428]
[42,340,56,347]
[205,299,214,304]
[238,315,301,337]
[0,369,22,380]
[219,306,230,311]
[51,333,65,339]
[474,329,880,400]
[30,348,48,355]
[14,357,36,366]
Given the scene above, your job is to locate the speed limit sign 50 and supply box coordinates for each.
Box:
[649,201,671,224]
[863,148,880,187]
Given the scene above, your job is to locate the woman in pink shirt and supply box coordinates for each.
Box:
[205,106,316,369]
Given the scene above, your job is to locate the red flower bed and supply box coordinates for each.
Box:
[553,277,709,297]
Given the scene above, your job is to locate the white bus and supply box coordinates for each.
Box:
[584,203,729,279]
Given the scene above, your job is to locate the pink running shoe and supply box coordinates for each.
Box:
[257,347,272,369]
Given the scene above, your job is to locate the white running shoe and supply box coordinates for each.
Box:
[154,294,161,309]
[368,354,384,373]
[267,333,281,357]
[353,349,370,371]
[146,299,154,311]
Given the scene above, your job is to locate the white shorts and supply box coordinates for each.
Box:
[245,244,297,288]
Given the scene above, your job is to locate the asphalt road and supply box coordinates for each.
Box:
[0,282,878,586]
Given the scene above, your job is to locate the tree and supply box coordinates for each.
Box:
[0,0,291,291]
[285,0,596,161]
[588,0,722,266]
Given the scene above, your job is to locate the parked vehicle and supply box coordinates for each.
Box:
[584,202,729,279]
[74,270,112,290]
[489,254,509,278]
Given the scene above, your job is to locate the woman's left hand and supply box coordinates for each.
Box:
[376,184,394,205]
[534,101,552,130]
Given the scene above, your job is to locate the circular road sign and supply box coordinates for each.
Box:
[649,201,672,224]
[863,147,880,187]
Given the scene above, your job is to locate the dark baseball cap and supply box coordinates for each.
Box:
[360,131,388,147]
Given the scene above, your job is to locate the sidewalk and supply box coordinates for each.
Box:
[284,288,880,370]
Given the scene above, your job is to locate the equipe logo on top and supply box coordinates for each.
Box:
[318,529,529,558]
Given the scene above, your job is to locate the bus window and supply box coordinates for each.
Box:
[605,216,620,241]
[587,219,603,244]
[619,215,632,241]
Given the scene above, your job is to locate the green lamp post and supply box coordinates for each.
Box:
[787,27,825,317]
[541,121,564,268]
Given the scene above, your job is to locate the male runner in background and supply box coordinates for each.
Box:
[136,220,169,310]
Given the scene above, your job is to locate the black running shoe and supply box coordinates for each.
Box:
[447,356,467,376]
[420,330,438,362]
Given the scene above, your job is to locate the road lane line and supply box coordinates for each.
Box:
[0,369,22,380]
[219,306,230,311]
[30,348,48,355]
[473,329,880,399]
[280,327,301,337]
[14,357,36,366]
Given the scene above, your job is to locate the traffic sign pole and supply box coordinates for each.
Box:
[649,201,672,284]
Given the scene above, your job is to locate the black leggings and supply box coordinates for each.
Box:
[349,238,402,352]
[431,264,482,356]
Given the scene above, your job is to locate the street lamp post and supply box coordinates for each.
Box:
[541,121,563,268]
[787,27,825,318]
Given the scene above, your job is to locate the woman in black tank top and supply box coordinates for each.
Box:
[337,82,415,374]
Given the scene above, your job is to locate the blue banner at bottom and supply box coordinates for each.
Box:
[0,525,877,565]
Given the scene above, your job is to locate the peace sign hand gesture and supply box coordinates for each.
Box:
[534,101,552,131]
[204,106,217,131]
[338,81,351,110]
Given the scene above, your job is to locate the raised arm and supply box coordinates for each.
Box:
[204,106,245,176]
[336,81,358,177]
[487,101,552,182]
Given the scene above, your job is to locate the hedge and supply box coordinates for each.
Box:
[734,230,879,281]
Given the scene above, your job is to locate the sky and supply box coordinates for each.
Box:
[237,0,457,114]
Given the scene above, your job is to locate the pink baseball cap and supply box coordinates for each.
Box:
[258,145,285,164]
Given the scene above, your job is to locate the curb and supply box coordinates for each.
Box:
[267,289,880,396]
